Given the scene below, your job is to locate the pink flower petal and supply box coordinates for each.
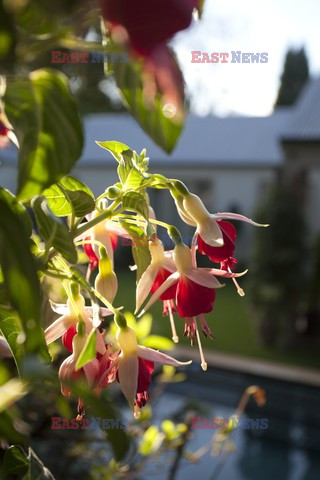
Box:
[137,345,192,366]
[45,315,75,344]
[117,355,139,409]
[138,271,180,316]
[184,268,224,288]
[136,263,159,313]
[211,212,269,227]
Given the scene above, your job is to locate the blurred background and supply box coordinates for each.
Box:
[1,0,320,479]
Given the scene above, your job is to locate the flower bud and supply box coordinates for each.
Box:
[106,186,120,199]
[95,247,118,303]
[183,193,210,224]
[116,325,138,356]
[67,283,85,319]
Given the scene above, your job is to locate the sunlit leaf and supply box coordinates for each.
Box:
[141,335,174,351]
[122,191,148,219]
[4,69,83,200]
[120,222,151,281]
[43,176,95,217]
[75,329,96,370]
[33,196,77,264]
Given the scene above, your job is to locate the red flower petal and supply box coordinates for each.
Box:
[62,325,77,353]
[137,358,154,393]
[198,221,237,263]
[176,276,215,318]
[150,267,177,300]
[83,238,99,270]
[101,0,195,56]
[110,232,118,251]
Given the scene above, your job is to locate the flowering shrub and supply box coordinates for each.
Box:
[0,0,267,475]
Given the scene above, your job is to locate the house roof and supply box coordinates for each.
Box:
[283,78,320,141]
[79,109,290,167]
[1,77,319,170]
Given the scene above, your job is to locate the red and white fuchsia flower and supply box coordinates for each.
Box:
[99,321,191,418]
[137,243,246,370]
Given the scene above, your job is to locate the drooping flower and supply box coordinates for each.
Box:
[45,288,112,355]
[94,247,118,303]
[101,0,197,57]
[198,220,236,264]
[135,239,178,341]
[59,328,100,399]
[138,244,246,369]
[174,192,268,248]
[98,323,192,418]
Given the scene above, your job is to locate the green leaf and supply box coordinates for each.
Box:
[141,335,174,351]
[0,188,32,236]
[112,49,185,153]
[96,141,136,185]
[122,191,148,219]
[120,222,151,282]
[43,176,95,217]
[4,68,83,200]
[0,308,25,372]
[96,140,131,161]
[23,448,56,480]
[0,198,49,357]
[75,329,96,370]
[0,411,26,445]
[136,314,152,340]
[0,378,27,413]
[2,445,29,477]
[123,168,148,191]
[33,196,77,264]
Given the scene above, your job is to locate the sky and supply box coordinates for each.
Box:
[172,0,320,116]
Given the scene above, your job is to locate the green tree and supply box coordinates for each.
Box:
[274,47,309,107]
[249,181,308,347]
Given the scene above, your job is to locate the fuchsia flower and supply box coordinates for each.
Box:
[45,294,112,354]
[97,324,192,418]
[137,243,245,369]
[101,0,197,57]
[59,329,100,398]
[198,220,236,264]
[135,239,179,341]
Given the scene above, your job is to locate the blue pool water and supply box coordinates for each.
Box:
[143,364,320,480]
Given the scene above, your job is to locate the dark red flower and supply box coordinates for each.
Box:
[101,0,196,56]
[176,276,216,318]
[198,221,237,263]
[83,239,99,270]
[62,325,77,353]
[150,267,177,300]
